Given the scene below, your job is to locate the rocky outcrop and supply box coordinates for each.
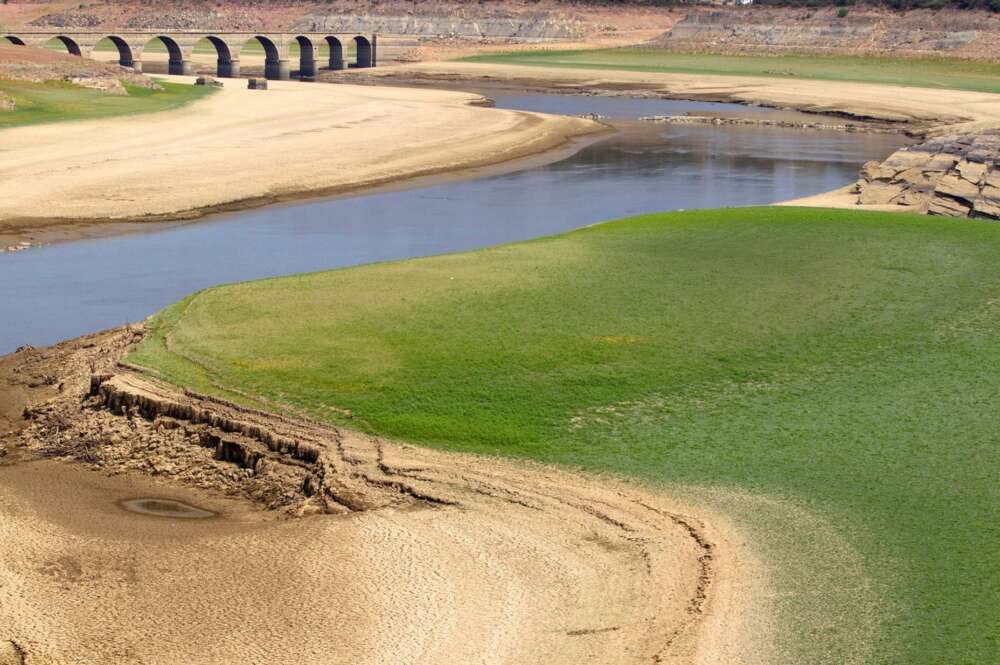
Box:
[293,13,584,40]
[29,11,103,28]
[855,133,1000,219]
[0,92,14,112]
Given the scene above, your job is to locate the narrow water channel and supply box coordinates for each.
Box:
[0,93,907,353]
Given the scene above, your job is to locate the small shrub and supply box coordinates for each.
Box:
[837,7,850,16]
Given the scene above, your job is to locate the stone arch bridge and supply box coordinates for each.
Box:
[2,30,378,80]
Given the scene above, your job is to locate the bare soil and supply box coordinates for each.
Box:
[0,326,771,665]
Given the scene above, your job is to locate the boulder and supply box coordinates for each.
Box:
[858,181,904,205]
[860,160,898,182]
[935,173,980,202]
[982,168,1000,190]
[957,160,988,184]
[972,199,1000,219]
[891,167,939,190]
[925,153,960,171]
[883,150,934,170]
[928,194,972,217]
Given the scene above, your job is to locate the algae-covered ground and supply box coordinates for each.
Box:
[0,79,215,128]
[461,48,1000,93]
[130,207,1000,664]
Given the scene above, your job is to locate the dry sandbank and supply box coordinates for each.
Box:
[0,75,601,246]
[364,61,1000,133]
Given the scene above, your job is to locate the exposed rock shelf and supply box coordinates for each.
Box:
[856,132,1000,219]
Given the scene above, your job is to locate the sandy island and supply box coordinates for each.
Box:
[0,74,600,246]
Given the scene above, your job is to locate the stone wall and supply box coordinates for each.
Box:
[856,133,1000,219]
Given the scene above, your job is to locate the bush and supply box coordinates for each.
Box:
[838,6,850,15]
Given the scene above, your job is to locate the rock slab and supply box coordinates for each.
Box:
[855,132,1000,220]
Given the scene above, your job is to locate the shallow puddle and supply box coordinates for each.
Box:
[119,498,216,519]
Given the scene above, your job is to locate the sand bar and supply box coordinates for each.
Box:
[0,75,599,244]
[367,61,1000,132]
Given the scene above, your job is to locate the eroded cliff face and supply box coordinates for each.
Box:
[654,8,1000,59]
[856,133,1000,219]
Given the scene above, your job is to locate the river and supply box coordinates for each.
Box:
[0,92,907,352]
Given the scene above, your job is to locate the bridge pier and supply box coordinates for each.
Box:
[219,58,240,78]
[264,59,291,81]
[299,50,316,78]
[131,60,143,73]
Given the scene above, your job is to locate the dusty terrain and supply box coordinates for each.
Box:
[0,74,600,246]
[0,327,771,665]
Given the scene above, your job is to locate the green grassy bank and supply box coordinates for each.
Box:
[0,79,215,129]
[461,48,1000,93]
[130,207,999,664]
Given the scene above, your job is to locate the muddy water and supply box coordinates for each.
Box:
[0,94,907,353]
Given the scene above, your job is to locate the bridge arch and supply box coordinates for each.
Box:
[353,35,372,68]
[3,35,26,46]
[325,36,344,71]
[243,35,287,80]
[293,35,316,78]
[197,35,239,78]
[139,36,185,75]
[45,35,83,56]
[100,35,135,68]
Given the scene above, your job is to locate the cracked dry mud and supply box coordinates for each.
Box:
[0,327,769,665]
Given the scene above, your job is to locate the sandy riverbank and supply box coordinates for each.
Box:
[360,61,1000,134]
[0,326,778,665]
[0,74,600,247]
